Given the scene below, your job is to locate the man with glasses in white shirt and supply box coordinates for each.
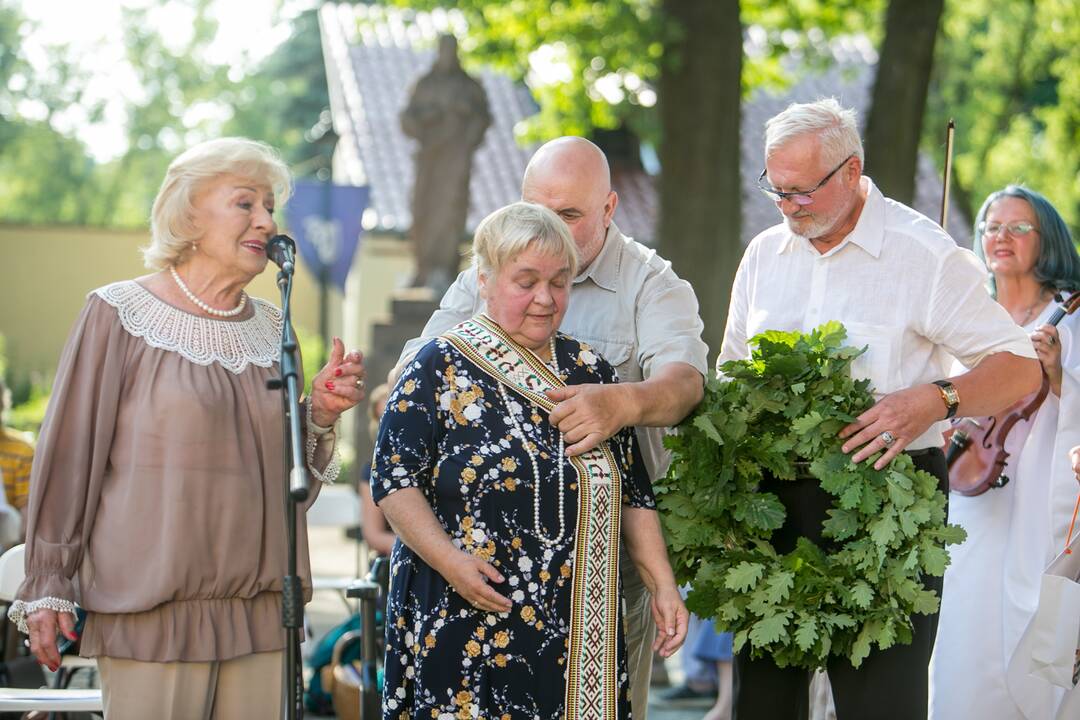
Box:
[717,98,1041,719]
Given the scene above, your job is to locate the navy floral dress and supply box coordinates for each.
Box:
[372,330,654,720]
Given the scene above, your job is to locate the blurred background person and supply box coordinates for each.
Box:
[659,609,718,705]
[0,377,31,549]
[696,624,733,720]
[373,201,687,719]
[7,137,366,719]
[359,382,395,558]
[931,185,1080,720]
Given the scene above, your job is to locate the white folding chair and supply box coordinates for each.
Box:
[306,485,365,608]
[0,543,103,715]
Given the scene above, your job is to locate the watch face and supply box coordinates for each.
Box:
[945,387,959,405]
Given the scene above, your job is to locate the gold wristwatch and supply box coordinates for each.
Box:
[932,380,959,420]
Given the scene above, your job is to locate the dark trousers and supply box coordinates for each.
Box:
[733,449,948,720]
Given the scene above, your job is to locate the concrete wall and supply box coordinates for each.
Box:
[0,224,415,391]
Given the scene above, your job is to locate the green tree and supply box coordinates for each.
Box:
[0,2,102,225]
[864,0,944,206]
[923,0,1080,235]
[225,7,332,172]
[387,0,881,352]
[658,0,742,349]
[0,0,335,231]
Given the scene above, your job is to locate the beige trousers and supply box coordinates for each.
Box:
[623,580,657,720]
[97,650,283,720]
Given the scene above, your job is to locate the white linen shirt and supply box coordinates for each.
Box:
[401,221,709,482]
[717,176,1036,450]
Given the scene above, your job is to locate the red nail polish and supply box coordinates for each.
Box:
[326,381,335,391]
[334,367,342,377]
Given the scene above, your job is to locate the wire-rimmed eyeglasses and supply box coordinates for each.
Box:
[757,154,855,206]
[978,221,1039,238]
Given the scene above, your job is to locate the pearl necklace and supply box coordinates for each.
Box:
[498,336,565,546]
[169,266,248,318]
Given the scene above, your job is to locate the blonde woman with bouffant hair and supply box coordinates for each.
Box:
[11,136,367,718]
[143,137,292,270]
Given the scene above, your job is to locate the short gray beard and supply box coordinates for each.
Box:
[784,213,834,240]
[782,198,851,241]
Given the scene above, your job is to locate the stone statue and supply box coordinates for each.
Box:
[401,34,491,293]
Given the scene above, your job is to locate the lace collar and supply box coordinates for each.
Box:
[95,280,283,374]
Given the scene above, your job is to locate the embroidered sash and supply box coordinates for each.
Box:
[443,315,622,720]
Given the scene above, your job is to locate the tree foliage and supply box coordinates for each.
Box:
[387,0,881,144]
[657,322,965,668]
[386,0,881,353]
[864,0,944,206]
[924,0,1080,235]
[3,0,1076,248]
[0,0,331,229]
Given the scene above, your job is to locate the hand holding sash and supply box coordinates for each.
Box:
[547,383,634,456]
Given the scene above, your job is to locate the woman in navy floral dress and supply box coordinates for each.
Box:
[372,202,687,720]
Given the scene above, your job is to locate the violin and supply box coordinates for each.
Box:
[944,290,1080,496]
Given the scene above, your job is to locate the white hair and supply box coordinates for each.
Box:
[143,137,292,270]
[472,202,579,279]
[764,98,863,167]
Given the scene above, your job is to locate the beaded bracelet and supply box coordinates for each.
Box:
[305,399,338,436]
[305,399,341,485]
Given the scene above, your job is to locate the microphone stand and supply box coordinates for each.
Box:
[269,263,310,720]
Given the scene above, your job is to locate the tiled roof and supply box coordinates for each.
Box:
[319,2,659,244]
[319,4,970,249]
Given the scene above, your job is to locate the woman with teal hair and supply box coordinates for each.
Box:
[931,186,1080,720]
[972,185,1080,298]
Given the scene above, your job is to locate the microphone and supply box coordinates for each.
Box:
[267,234,296,274]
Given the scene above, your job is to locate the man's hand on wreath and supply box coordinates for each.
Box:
[839,384,943,470]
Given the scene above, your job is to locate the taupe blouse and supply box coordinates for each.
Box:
[12,280,336,662]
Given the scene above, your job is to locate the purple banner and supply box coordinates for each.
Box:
[286,180,370,291]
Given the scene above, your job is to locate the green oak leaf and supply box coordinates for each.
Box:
[764,571,795,604]
[920,543,950,576]
[849,581,873,609]
[869,513,899,547]
[724,561,766,592]
[693,414,724,445]
[794,616,819,651]
[749,611,792,646]
[733,493,786,531]
[822,508,860,540]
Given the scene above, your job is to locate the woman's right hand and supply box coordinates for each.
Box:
[1031,324,1063,395]
[1069,445,1080,486]
[26,608,78,672]
[439,551,513,613]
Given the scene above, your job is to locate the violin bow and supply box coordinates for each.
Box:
[939,118,955,228]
